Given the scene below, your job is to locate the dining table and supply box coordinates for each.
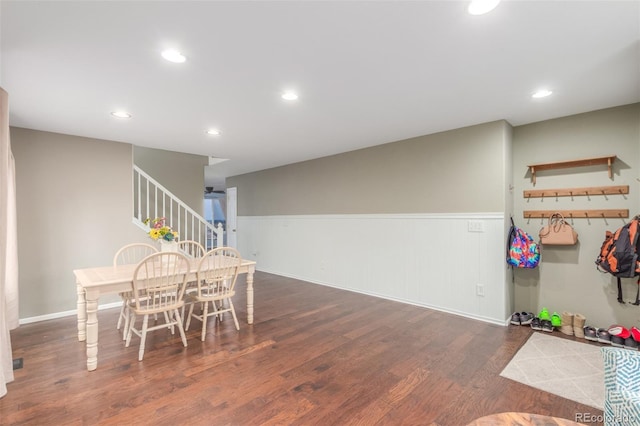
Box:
[74,256,257,371]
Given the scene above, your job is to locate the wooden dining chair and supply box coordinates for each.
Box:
[125,251,190,361]
[177,240,205,258]
[113,243,158,338]
[185,247,242,341]
[177,240,206,316]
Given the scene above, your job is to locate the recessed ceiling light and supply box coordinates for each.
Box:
[111,111,131,119]
[161,49,186,63]
[281,91,299,101]
[532,89,553,99]
[468,0,500,15]
[206,129,221,136]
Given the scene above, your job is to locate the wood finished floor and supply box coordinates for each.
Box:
[1,272,603,426]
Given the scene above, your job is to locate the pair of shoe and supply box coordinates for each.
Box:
[559,311,586,338]
[510,311,534,326]
[583,326,598,342]
[531,317,554,332]
[608,325,640,350]
[537,308,561,331]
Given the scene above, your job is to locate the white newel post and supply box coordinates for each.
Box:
[216,223,224,248]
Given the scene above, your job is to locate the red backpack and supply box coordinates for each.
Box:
[595,215,640,304]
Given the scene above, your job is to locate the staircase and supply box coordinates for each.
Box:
[132,165,223,250]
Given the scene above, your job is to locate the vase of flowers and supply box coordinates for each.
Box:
[144,217,179,252]
[159,239,179,253]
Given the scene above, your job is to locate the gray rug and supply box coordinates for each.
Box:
[500,332,604,410]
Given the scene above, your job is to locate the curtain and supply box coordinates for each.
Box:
[1,87,19,398]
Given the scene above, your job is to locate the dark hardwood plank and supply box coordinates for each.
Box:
[1,272,603,425]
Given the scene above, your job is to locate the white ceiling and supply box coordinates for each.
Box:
[1,1,639,189]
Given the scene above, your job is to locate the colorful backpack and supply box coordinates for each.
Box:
[507,218,540,269]
[595,215,640,304]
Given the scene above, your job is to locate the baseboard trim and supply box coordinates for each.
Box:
[18,301,122,325]
[256,268,507,327]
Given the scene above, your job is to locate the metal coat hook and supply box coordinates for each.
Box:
[569,191,574,201]
[585,191,590,201]
[602,190,608,201]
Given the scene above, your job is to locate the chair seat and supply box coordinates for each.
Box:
[129,299,185,316]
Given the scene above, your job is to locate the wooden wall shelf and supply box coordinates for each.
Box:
[527,155,616,185]
[524,185,629,198]
[523,209,629,219]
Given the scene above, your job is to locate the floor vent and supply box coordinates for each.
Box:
[12,358,23,370]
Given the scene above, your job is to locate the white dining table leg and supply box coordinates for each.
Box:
[85,288,100,371]
[246,266,254,324]
[76,281,86,341]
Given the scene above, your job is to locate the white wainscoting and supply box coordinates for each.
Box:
[237,213,509,325]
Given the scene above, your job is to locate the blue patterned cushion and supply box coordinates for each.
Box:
[602,347,640,426]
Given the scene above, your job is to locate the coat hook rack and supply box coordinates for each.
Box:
[523,209,629,219]
[523,185,628,199]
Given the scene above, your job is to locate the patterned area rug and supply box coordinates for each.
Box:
[500,332,604,410]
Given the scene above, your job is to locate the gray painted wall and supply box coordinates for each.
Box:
[12,128,145,317]
[512,103,640,328]
[133,145,207,217]
[228,120,510,215]
[12,128,207,319]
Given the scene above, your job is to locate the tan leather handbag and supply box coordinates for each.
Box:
[539,213,578,245]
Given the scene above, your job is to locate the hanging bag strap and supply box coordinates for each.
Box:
[617,277,624,304]
[632,277,640,306]
[540,215,552,237]
[551,212,566,233]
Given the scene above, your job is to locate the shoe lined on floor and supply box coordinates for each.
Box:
[597,328,612,344]
[541,319,554,332]
[611,335,625,348]
[632,326,640,342]
[551,312,562,328]
[560,311,574,336]
[538,308,551,321]
[573,313,586,338]
[624,337,639,350]
[530,317,542,331]
[583,326,598,342]
[510,311,534,326]
[519,312,534,325]
[608,325,631,339]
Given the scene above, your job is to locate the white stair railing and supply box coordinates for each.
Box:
[133,165,223,250]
